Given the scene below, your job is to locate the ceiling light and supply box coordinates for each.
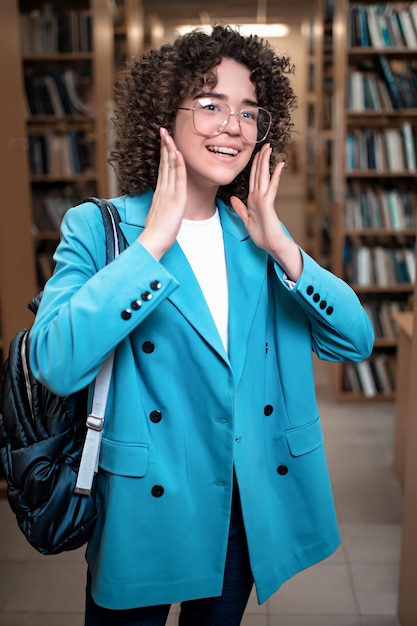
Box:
[175,23,291,38]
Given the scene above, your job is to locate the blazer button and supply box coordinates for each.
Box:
[150,280,162,290]
[131,299,142,310]
[306,285,314,296]
[277,465,288,476]
[326,306,334,315]
[142,341,155,353]
[141,291,152,301]
[150,410,162,423]
[319,300,327,310]
[264,404,274,416]
[313,293,320,303]
[121,309,132,320]
[151,485,164,498]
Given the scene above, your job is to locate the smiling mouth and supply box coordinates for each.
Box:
[207,146,239,156]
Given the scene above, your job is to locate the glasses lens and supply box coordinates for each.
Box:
[193,98,229,137]
[193,98,271,143]
[239,107,271,143]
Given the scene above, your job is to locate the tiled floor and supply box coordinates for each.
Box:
[0,359,403,625]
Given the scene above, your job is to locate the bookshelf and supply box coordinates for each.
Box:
[0,0,114,366]
[333,0,417,401]
[113,0,145,71]
[304,0,335,269]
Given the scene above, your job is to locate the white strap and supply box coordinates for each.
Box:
[75,352,114,495]
[74,201,120,496]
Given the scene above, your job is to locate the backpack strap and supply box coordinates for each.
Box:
[74,197,126,496]
[81,197,127,262]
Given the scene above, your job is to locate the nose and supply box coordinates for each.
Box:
[224,112,241,135]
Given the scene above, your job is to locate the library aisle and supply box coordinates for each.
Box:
[0,359,403,625]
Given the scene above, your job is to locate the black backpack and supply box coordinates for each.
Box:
[0,198,126,555]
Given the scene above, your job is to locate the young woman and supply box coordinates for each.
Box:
[29,24,374,626]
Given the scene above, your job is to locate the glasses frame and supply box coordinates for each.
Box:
[177,97,272,144]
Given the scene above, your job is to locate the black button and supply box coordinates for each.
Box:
[142,341,155,353]
[277,465,288,476]
[319,300,327,310]
[326,306,334,315]
[306,285,314,296]
[151,485,164,498]
[264,404,273,416]
[313,293,320,303]
[266,342,269,353]
[131,299,142,310]
[150,410,162,423]
[121,309,132,320]
[150,280,162,290]
[141,291,152,301]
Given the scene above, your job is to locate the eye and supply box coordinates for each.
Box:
[241,108,258,122]
[198,98,222,113]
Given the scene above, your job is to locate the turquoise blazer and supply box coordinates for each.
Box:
[29,191,374,609]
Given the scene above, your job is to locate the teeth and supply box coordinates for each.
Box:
[207,146,238,156]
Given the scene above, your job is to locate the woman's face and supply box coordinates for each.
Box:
[174,57,258,195]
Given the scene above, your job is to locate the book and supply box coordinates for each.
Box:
[397,8,417,48]
[401,121,417,171]
[376,54,404,108]
[366,5,386,47]
[384,128,406,172]
[62,70,94,116]
[354,361,377,397]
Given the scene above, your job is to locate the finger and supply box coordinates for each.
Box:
[267,161,285,198]
[249,150,261,193]
[230,195,249,224]
[157,128,171,188]
[250,144,269,193]
[256,145,272,193]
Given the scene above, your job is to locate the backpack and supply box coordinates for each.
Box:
[0,197,126,555]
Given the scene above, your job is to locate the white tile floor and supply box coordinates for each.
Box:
[0,359,403,625]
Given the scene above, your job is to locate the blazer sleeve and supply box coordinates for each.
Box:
[273,247,375,363]
[29,203,179,395]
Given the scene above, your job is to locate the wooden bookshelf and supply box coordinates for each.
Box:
[0,0,114,366]
[0,0,37,363]
[304,0,335,269]
[332,0,417,401]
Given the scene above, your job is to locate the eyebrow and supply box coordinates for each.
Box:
[198,91,259,107]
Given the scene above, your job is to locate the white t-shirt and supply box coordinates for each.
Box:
[177,209,229,353]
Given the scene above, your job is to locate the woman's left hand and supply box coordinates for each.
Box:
[230,143,303,282]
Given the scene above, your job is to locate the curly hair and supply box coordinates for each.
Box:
[110,24,297,204]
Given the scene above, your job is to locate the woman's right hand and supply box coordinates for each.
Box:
[137,127,187,260]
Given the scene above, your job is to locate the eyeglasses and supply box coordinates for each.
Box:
[177,97,272,144]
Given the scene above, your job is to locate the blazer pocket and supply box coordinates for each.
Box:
[99,438,149,477]
[285,417,324,457]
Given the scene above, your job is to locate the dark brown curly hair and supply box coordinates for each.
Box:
[110,24,297,204]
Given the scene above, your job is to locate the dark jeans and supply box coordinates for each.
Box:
[84,485,254,626]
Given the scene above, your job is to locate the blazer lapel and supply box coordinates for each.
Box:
[219,202,268,385]
[117,194,268,381]
[119,193,229,363]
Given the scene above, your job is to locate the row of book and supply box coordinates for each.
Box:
[347,64,417,111]
[344,185,415,230]
[32,186,79,233]
[28,131,94,177]
[346,123,417,172]
[20,5,92,56]
[344,355,396,397]
[31,183,97,236]
[348,3,417,48]
[348,54,417,111]
[25,69,94,117]
[363,300,405,339]
[36,248,56,286]
[345,244,416,286]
